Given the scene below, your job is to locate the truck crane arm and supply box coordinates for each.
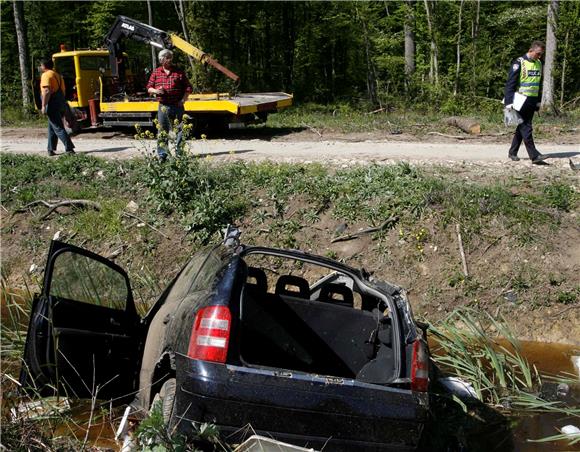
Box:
[103,15,240,83]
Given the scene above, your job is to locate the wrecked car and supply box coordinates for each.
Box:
[20,231,430,451]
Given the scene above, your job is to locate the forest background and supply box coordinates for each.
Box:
[1,0,579,120]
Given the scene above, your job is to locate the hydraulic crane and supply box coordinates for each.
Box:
[104,16,240,84]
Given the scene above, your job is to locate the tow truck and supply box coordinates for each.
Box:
[34,16,292,131]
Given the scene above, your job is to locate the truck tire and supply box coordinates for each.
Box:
[150,378,176,424]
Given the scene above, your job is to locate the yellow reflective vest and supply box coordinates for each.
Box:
[518,58,542,97]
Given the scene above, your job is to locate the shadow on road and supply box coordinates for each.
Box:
[84,146,132,154]
[546,151,580,159]
[194,149,255,158]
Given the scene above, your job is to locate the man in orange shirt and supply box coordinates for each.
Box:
[40,58,75,156]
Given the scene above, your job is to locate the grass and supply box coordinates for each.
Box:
[430,308,580,417]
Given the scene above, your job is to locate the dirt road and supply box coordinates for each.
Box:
[1,127,578,165]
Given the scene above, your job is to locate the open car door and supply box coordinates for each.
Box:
[20,240,142,401]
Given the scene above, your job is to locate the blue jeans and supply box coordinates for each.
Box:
[47,91,74,153]
[157,104,184,157]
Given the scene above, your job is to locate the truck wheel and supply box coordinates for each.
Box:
[150,378,176,424]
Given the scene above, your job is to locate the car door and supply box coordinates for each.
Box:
[20,240,142,400]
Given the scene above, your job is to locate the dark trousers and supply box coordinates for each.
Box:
[47,91,74,153]
[508,101,540,160]
[156,104,184,157]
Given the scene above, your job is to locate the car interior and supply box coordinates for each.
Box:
[238,256,396,384]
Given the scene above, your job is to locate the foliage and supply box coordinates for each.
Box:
[136,401,229,451]
[2,1,579,114]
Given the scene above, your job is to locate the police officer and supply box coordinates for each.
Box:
[504,41,548,164]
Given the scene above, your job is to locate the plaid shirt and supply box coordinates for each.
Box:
[147,66,192,106]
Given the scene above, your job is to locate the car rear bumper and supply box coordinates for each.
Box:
[173,356,427,451]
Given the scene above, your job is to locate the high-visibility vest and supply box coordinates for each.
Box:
[518,58,542,97]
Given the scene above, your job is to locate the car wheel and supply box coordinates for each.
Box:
[151,378,176,424]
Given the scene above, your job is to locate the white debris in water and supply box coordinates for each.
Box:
[561,425,580,438]
[572,356,580,378]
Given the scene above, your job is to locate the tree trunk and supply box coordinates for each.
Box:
[147,0,156,71]
[423,0,438,85]
[356,5,378,106]
[454,0,464,96]
[471,0,480,95]
[404,0,415,87]
[559,30,569,109]
[173,0,196,73]
[13,0,30,110]
[542,0,559,113]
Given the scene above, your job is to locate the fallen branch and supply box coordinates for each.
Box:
[456,224,469,277]
[122,212,169,239]
[331,217,399,243]
[14,199,101,220]
[550,304,580,319]
[301,122,323,138]
[367,107,386,115]
[561,96,580,110]
[427,132,467,140]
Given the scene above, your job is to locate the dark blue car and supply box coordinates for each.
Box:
[21,233,430,450]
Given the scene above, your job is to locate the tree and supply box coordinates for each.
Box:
[542,0,558,113]
[404,0,416,88]
[454,0,465,96]
[13,0,30,110]
[423,0,438,85]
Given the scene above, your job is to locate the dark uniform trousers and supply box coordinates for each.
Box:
[508,100,540,160]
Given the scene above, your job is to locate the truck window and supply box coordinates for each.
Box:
[54,57,75,78]
[80,56,110,72]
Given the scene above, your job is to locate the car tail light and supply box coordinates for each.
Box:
[187,306,231,363]
[411,339,429,392]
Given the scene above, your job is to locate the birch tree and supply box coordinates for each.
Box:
[13,0,30,110]
[423,0,438,85]
[404,0,415,88]
[454,0,464,96]
[542,0,558,113]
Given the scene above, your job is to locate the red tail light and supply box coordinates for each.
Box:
[187,306,231,363]
[411,339,429,392]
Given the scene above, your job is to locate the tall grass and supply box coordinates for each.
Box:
[431,308,579,417]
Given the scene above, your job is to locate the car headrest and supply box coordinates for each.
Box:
[319,283,354,308]
[275,275,309,298]
[246,267,267,293]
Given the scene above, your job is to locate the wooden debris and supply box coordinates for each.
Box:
[444,116,481,135]
[14,199,101,220]
[428,132,467,140]
[456,224,469,277]
[331,216,398,243]
[122,212,169,239]
[301,122,323,138]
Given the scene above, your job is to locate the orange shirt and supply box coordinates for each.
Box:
[40,70,65,95]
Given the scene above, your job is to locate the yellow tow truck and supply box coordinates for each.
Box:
[35,16,292,131]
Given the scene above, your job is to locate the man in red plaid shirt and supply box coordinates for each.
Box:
[147,49,193,160]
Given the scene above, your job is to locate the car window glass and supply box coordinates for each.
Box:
[49,251,128,310]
